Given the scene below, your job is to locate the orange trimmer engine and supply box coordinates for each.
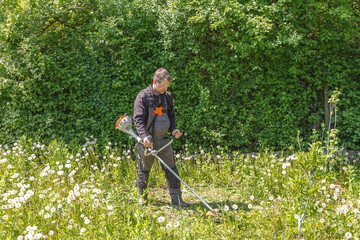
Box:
[115,114,142,143]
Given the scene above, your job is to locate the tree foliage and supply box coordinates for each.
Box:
[1,0,359,150]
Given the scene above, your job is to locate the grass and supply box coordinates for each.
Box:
[1,136,360,239]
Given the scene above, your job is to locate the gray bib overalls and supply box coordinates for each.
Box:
[136,93,181,196]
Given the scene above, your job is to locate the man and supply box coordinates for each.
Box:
[133,68,190,207]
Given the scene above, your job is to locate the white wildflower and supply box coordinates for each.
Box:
[344,232,352,239]
[157,216,165,223]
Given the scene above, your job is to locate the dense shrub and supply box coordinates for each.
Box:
[0,0,359,151]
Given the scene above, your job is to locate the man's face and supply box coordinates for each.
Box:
[153,79,171,94]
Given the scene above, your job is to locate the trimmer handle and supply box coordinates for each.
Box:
[144,134,177,157]
[145,129,180,145]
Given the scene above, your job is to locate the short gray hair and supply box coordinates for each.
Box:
[153,68,172,83]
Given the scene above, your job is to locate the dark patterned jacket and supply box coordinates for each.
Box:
[133,85,176,140]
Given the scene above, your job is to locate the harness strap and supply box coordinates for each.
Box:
[143,87,169,136]
[143,88,155,135]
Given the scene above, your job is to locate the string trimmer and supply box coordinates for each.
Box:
[115,114,221,220]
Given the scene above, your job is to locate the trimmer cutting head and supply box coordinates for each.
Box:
[206,209,222,223]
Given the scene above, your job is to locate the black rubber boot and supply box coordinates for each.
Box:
[163,166,190,207]
[170,193,190,207]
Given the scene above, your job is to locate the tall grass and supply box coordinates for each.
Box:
[1,135,360,239]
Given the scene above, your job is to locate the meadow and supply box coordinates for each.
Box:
[1,133,360,239]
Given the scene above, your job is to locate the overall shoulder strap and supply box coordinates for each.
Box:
[161,94,168,113]
[143,87,157,135]
[143,87,155,108]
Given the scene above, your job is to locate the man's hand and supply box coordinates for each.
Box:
[172,129,182,139]
[143,136,153,148]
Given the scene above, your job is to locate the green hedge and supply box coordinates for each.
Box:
[1,0,359,151]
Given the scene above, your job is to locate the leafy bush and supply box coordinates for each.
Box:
[1,0,359,150]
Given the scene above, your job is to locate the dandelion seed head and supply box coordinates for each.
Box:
[344,232,352,239]
[157,216,165,223]
[34,233,42,239]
